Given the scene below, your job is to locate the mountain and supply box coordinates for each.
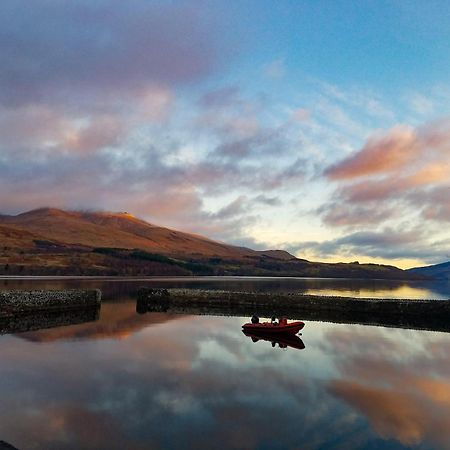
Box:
[408,261,450,280]
[0,207,421,279]
[0,208,258,259]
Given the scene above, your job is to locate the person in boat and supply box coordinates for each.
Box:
[251,314,259,324]
[270,317,288,326]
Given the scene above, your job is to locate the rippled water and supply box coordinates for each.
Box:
[1,277,450,450]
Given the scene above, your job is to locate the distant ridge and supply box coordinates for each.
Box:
[408,261,450,280]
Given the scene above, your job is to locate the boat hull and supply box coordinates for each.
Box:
[242,321,304,335]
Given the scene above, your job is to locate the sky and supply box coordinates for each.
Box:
[0,0,450,268]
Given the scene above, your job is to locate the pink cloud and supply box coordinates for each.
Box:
[135,85,174,121]
[292,108,311,122]
[326,125,419,180]
[322,118,450,227]
[0,83,174,155]
[64,116,126,153]
[326,327,450,448]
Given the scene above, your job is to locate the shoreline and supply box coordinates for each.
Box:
[0,274,431,282]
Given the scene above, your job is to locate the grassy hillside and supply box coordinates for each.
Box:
[0,208,257,258]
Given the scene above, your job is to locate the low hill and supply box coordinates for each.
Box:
[0,207,422,279]
[408,261,450,280]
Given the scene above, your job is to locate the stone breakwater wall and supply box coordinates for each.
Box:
[137,288,450,332]
[0,289,101,317]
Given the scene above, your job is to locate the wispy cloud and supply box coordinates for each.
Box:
[322,119,450,232]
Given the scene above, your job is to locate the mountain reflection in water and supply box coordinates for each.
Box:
[0,278,450,450]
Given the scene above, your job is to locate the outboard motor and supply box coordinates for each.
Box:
[251,315,259,324]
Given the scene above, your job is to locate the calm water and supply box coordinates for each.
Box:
[1,277,450,450]
[1,275,449,299]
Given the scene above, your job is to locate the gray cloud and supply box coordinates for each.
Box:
[287,228,450,264]
[198,86,242,109]
[410,186,450,222]
[318,203,399,227]
[0,0,220,108]
[253,195,282,206]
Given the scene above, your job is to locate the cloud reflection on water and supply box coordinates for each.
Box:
[0,301,449,449]
[325,326,450,449]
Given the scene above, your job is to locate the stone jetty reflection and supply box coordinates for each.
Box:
[0,308,100,335]
[0,289,101,335]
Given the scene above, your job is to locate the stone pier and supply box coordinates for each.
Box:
[137,288,450,333]
[0,289,101,316]
[0,289,101,334]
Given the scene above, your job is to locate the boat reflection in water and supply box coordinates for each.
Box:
[242,329,305,350]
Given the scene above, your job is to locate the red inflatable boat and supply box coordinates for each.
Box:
[242,318,304,335]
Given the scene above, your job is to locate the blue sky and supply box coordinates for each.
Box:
[1,0,450,267]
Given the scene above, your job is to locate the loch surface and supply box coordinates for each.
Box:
[0,277,450,450]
